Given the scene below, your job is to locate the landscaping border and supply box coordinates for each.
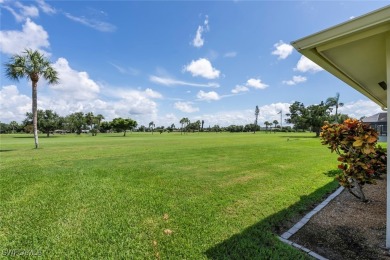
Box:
[278,186,345,260]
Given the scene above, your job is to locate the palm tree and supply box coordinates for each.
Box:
[264,121,272,133]
[273,120,279,128]
[149,121,155,134]
[5,49,59,148]
[254,105,259,133]
[95,114,105,127]
[180,117,189,135]
[326,92,344,123]
[94,114,105,135]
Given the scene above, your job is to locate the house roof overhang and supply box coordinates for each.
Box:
[291,5,390,108]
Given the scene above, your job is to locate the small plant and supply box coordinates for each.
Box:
[320,118,387,202]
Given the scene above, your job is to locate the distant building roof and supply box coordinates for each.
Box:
[362,112,387,123]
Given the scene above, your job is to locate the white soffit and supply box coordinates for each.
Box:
[291,5,390,108]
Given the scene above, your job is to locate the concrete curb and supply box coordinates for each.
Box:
[278,186,345,260]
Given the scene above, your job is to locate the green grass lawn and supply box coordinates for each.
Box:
[0,132,338,259]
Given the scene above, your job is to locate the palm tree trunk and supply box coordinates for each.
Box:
[32,81,39,149]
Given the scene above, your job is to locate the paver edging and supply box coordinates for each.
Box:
[278,186,345,260]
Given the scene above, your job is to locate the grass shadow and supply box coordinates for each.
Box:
[324,169,342,178]
[279,135,318,139]
[0,149,14,152]
[101,135,129,137]
[204,181,339,259]
[12,135,62,139]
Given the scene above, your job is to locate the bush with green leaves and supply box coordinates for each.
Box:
[320,118,386,202]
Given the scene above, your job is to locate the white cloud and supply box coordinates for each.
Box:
[174,101,199,113]
[0,85,31,123]
[231,85,249,94]
[192,16,209,48]
[197,90,220,101]
[197,103,291,127]
[184,58,220,79]
[193,26,205,48]
[339,100,383,120]
[144,88,163,99]
[294,56,323,73]
[0,18,50,55]
[101,87,162,116]
[51,58,100,100]
[3,1,39,22]
[271,41,293,60]
[109,62,140,76]
[64,13,116,32]
[246,78,269,89]
[36,0,56,15]
[36,86,161,123]
[224,51,237,58]
[150,75,219,88]
[282,75,307,85]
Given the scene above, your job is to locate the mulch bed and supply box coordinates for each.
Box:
[280,175,389,259]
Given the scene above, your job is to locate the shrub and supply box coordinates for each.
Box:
[320,118,387,202]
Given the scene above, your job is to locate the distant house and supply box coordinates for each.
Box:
[362,112,387,141]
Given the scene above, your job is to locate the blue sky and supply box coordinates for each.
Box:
[0,1,388,127]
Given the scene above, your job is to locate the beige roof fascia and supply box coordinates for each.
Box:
[291,5,390,108]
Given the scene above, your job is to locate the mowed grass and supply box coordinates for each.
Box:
[0,132,338,259]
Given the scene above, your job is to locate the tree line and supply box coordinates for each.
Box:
[285,93,346,136]
[0,93,347,137]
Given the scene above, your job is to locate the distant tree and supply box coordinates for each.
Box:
[195,120,201,132]
[149,121,155,134]
[227,125,244,132]
[5,49,59,148]
[112,118,137,136]
[39,110,61,137]
[100,121,111,133]
[25,110,62,137]
[330,113,349,124]
[9,121,19,133]
[286,101,309,131]
[264,121,272,132]
[273,120,279,129]
[201,120,204,131]
[95,114,105,127]
[211,124,221,133]
[24,124,34,134]
[326,92,344,123]
[307,102,332,137]
[0,122,10,133]
[180,118,185,134]
[90,114,104,136]
[138,125,147,132]
[180,117,190,134]
[66,112,85,134]
[254,105,260,133]
[167,123,175,132]
[85,112,95,131]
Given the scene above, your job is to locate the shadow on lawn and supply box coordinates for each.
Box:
[205,181,338,259]
[279,135,318,139]
[12,135,61,139]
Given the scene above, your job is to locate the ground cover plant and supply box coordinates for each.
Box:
[0,132,338,258]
